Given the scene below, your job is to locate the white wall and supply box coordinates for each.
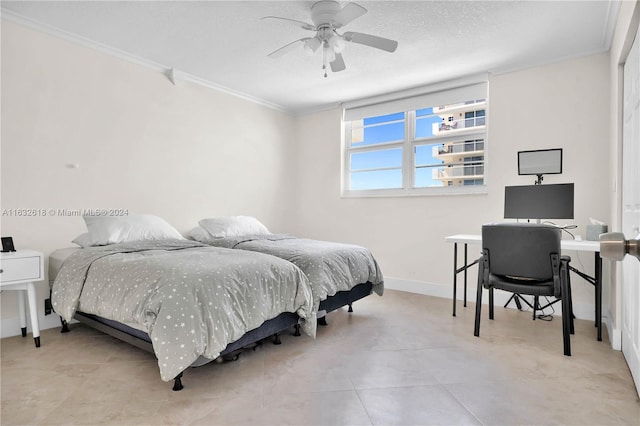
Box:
[0,21,297,335]
[293,53,611,322]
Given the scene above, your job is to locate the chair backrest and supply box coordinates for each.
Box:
[482,223,561,281]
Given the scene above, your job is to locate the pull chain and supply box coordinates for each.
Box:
[322,43,328,78]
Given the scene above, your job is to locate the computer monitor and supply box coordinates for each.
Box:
[504,183,574,220]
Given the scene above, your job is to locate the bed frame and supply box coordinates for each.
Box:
[59,310,300,391]
[318,281,373,324]
[57,281,374,391]
[288,281,374,334]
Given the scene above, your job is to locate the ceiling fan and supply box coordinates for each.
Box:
[262,1,398,77]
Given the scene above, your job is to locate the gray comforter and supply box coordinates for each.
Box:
[51,239,316,381]
[203,235,384,304]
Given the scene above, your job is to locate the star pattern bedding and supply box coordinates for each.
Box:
[51,239,317,381]
[199,234,384,305]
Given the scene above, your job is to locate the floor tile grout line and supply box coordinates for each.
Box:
[352,378,375,426]
[440,382,486,426]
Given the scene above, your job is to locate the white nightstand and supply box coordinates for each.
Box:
[0,249,44,347]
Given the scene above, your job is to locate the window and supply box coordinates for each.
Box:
[343,80,488,196]
[349,113,405,190]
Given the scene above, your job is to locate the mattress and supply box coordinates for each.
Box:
[193,234,385,304]
[49,247,81,283]
[48,247,148,333]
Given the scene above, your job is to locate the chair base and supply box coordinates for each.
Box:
[475,287,573,356]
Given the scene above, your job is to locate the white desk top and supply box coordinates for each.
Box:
[445,234,600,253]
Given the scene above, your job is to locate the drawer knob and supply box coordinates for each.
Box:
[0,269,3,273]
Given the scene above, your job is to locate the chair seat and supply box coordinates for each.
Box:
[487,274,555,297]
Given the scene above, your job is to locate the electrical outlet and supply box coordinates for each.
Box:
[44,298,52,315]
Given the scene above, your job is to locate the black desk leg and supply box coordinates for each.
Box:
[463,244,468,307]
[595,252,602,341]
[453,243,458,317]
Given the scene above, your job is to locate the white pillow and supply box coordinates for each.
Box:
[188,226,217,244]
[71,232,94,248]
[81,214,184,246]
[198,216,271,238]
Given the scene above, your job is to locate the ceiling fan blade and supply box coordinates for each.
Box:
[267,38,310,58]
[343,31,398,52]
[330,53,346,72]
[333,3,367,28]
[261,16,315,31]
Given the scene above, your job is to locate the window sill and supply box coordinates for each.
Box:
[341,186,489,198]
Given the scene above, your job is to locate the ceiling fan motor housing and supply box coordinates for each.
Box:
[311,1,342,27]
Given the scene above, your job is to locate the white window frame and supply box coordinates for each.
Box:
[342,76,489,198]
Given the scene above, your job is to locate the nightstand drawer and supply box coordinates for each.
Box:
[1,256,42,283]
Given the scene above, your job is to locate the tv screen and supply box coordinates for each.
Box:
[504,183,574,220]
[518,149,563,176]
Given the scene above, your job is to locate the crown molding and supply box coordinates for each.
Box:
[1,8,291,115]
[603,0,623,50]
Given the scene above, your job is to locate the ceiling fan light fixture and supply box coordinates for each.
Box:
[324,43,336,63]
[329,35,346,53]
[303,37,321,55]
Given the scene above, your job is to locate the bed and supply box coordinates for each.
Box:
[189,216,384,324]
[50,215,317,391]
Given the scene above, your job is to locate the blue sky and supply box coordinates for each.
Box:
[350,110,445,190]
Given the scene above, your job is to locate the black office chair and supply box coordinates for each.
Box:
[473,223,574,356]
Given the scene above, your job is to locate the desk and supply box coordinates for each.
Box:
[445,234,603,341]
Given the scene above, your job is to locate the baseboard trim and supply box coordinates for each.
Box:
[384,276,608,324]
[605,309,622,350]
[1,314,64,339]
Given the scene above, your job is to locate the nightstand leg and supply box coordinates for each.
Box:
[17,290,27,337]
[26,283,40,347]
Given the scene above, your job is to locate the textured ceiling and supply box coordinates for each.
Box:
[1,1,619,114]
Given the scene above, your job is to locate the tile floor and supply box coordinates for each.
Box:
[2,290,639,425]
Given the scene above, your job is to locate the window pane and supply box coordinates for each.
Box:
[364,112,405,125]
[351,148,402,171]
[349,148,402,190]
[415,167,445,187]
[415,114,441,138]
[416,164,484,187]
[351,169,402,190]
[416,101,486,139]
[351,113,405,147]
[414,140,484,188]
[362,122,404,145]
[414,144,444,187]
[416,107,434,117]
[415,144,444,167]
